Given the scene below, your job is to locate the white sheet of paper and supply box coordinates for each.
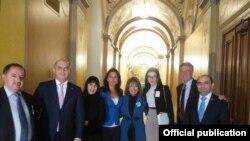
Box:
[157,112,169,125]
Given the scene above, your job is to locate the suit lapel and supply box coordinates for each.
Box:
[0,87,15,140]
[49,80,60,108]
[133,96,141,117]
[190,79,198,97]
[177,84,183,98]
[201,94,216,123]
[124,96,130,117]
[62,83,74,108]
[177,84,183,107]
[0,88,15,123]
[192,96,200,123]
[21,92,35,139]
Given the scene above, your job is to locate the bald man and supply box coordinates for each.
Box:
[34,59,84,141]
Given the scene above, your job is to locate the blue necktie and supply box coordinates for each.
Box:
[198,96,206,122]
[15,93,28,141]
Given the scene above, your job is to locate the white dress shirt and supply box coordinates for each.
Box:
[4,86,32,141]
[146,85,157,108]
[197,92,212,112]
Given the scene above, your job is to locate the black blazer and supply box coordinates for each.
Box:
[34,80,84,141]
[145,85,174,124]
[176,79,198,124]
[0,87,37,141]
[183,93,230,124]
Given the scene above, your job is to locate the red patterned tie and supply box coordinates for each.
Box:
[180,84,186,117]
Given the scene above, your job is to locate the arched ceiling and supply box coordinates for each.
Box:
[116,19,172,51]
[105,0,186,78]
[106,0,184,48]
[121,30,167,60]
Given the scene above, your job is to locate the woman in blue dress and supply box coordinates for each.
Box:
[120,77,148,141]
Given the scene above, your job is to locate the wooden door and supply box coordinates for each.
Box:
[221,18,250,124]
[221,28,236,123]
[234,18,250,124]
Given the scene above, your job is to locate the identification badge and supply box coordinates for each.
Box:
[155,91,160,97]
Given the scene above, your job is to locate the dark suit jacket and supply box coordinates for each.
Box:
[183,93,230,124]
[176,79,198,124]
[0,87,37,141]
[34,80,84,141]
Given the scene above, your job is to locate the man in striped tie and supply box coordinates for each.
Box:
[0,63,37,141]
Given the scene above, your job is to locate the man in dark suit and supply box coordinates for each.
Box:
[176,62,199,124]
[183,74,230,124]
[0,63,37,141]
[34,59,84,141]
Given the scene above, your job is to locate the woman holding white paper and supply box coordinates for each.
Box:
[143,67,174,141]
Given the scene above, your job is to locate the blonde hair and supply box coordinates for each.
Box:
[54,59,71,68]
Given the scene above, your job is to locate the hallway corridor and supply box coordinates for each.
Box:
[0,0,250,124]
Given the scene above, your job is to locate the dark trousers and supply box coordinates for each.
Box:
[128,124,135,141]
[102,126,120,141]
[84,125,102,141]
[53,132,60,141]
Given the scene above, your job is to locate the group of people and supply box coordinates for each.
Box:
[0,59,230,141]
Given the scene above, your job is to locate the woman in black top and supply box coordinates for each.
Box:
[83,76,105,141]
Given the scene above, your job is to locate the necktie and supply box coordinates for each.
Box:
[198,96,207,122]
[15,93,28,141]
[58,83,65,108]
[180,84,186,116]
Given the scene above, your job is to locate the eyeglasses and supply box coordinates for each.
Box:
[147,75,157,79]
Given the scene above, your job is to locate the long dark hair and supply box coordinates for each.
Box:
[143,67,163,94]
[103,68,123,96]
[124,77,142,96]
[83,76,100,95]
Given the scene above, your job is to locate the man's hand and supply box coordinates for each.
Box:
[84,120,89,125]
[218,94,227,101]
[73,138,81,141]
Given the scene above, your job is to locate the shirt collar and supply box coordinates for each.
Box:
[185,79,193,87]
[3,85,21,97]
[199,92,212,100]
[150,84,157,89]
[55,79,68,86]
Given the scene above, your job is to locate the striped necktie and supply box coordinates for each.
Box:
[15,93,28,141]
